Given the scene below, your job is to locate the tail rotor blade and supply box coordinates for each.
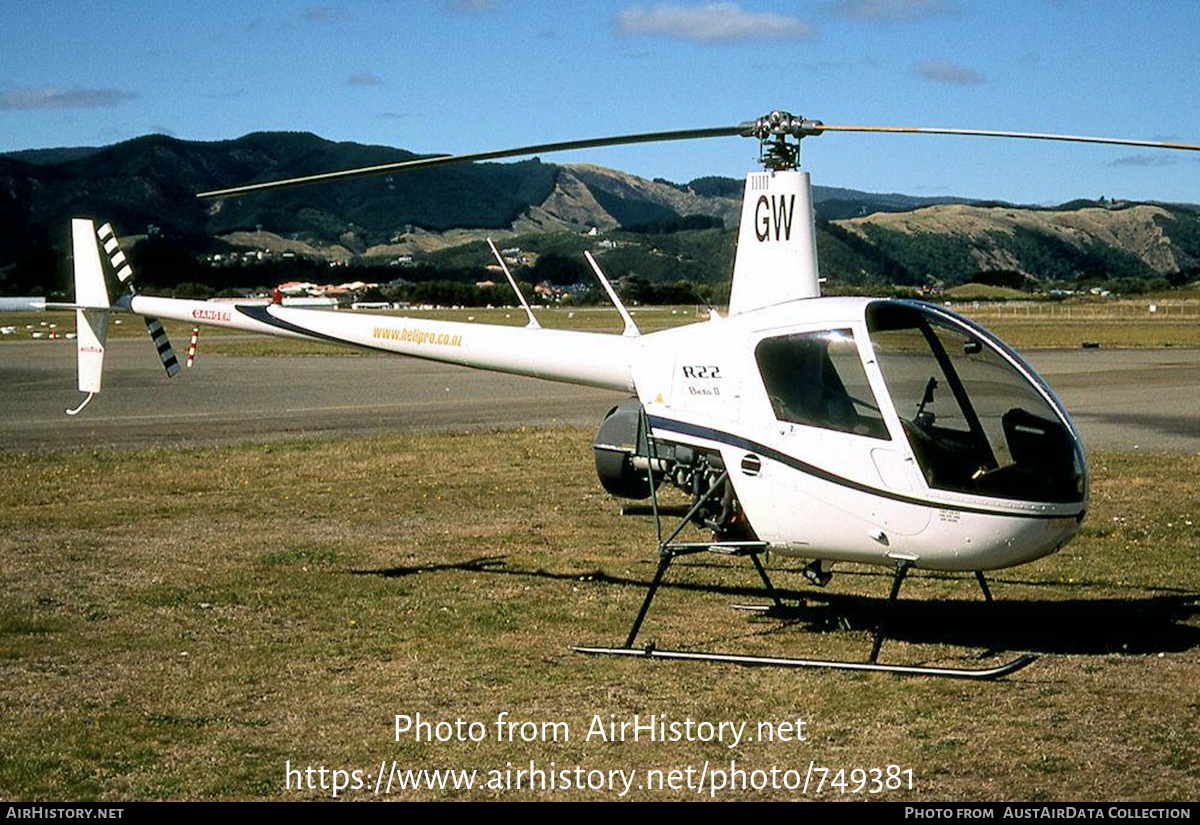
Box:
[144,317,181,378]
[95,222,135,285]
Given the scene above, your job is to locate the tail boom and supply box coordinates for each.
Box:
[126,295,638,392]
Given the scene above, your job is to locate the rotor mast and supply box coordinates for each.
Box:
[738,110,824,172]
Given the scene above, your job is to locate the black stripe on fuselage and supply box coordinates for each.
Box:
[647,414,1082,521]
[235,304,369,349]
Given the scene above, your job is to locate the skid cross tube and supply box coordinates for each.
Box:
[975,570,994,604]
[868,560,912,664]
[623,408,785,648]
[749,551,784,610]
[623,465,736,649]
[624,544,703,649]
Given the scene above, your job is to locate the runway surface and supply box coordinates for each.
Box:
[1,338,1198,453]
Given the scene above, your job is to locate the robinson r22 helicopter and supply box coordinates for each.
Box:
[56,111,1200,678]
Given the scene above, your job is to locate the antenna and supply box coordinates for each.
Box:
[487,238,539,329]
[583,251,639,338]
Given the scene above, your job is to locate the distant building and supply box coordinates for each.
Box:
[277,281,319,296]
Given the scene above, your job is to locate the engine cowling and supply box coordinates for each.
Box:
[592,398,753,539]
[592,397,656,499]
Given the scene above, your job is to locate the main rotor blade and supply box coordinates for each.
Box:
[198,112,1199,201]
[197,125,744,200]
[811,124,1200,152]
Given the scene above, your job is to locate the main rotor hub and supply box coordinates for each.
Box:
[739,110,824,171]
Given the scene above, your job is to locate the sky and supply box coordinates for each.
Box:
[1,0,1197,205]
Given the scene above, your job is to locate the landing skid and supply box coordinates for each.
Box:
[573,646,1037,681]
[576,411,1036,679]
[575,549,1036,680]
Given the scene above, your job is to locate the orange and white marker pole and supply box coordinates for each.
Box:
[186,326,200,367]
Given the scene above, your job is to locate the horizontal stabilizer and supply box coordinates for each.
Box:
[0,297,47,312]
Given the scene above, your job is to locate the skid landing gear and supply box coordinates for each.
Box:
[575,547,1035,680]
[573,645,1036,679]
[576,413,1036,680]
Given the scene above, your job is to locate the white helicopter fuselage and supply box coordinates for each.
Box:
[69,163,1087,578]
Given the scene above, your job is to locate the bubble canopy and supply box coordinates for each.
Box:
[865,301,1086,505]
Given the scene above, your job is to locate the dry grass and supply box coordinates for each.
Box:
[0,431,1196,801]
[961,319,1200,350]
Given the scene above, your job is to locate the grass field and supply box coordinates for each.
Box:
[0,431,1196,801]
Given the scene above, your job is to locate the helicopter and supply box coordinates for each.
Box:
[54,111,1200,679]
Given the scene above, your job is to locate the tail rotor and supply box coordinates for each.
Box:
[66,219,180,415]
[93,222,181,379]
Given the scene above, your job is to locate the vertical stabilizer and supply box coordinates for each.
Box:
[75,309,109,394]
[70,219,111,398]
[728,170,820,315]
[72,219,110,309]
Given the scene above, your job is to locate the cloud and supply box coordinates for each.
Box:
[911,59,984,84]
[1108,153,1182,168]
[828,0,957,22]
[303,5,353,23]
[0,86,137,110]
[348,71,383,87]
[616,3,815,43]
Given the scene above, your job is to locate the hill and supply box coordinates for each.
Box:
[828,201,1200,285]
[1,131,1198,295]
